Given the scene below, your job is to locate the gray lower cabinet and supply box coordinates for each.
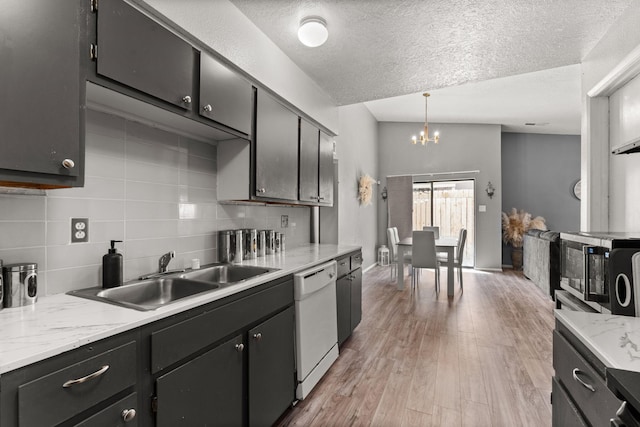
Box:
[248,306,295,427]
[96,0,194,110]
[150,276,295,426]
[155,334,243,427]
[0,332,139,427]
[0,0,84,187]
[199,52,253,135]
[255,90,299,201]
[552,322,621,426]
[336,251,363,346]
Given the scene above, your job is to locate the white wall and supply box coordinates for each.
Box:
[335,104,379,269]
[377,122,502,270]
[581,3,640,231]
[136,0,339,134]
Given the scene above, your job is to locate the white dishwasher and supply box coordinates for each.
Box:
[294,260,339,400]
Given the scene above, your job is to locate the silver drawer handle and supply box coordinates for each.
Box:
[121,408,137,422]
[572,368,595,392]
[62,365,110,388]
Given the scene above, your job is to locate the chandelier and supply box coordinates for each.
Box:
[411,92,440,145]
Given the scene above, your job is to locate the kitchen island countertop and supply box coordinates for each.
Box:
[0,244,361,375]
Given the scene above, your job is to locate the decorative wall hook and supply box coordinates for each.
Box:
[486,181,495,199]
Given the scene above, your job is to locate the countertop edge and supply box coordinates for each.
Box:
[0,244,361,375]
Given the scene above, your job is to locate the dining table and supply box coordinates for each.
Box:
[396,236,459,296]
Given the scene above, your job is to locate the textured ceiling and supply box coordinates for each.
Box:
[229,0,633,106]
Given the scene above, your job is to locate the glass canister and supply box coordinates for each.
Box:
[2,262,38,307]
[243,229,257,260]
[257,230,266,257]
[264,230,276,255]
[219,230,237,262]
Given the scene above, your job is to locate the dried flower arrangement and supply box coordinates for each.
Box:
[501,208,547,248]
[358,174,375,206]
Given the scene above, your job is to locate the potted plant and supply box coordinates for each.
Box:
[501,208,547,270]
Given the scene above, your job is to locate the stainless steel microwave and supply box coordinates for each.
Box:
[559,232,640,313]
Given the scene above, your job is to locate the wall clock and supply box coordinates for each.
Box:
[573,180,581,200]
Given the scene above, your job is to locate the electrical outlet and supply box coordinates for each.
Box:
[281,215,289,228]
[71,218,89,243]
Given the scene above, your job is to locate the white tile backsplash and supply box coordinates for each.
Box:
[0,109,310,295]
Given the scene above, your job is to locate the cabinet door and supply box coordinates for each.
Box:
[156,335,243,427]
[350,268,362,332]
[299,119,320,203]
[248,306,295,427]
[97,0,193,110]
[552,377,588,427]
[0,0,82,181]
[336,276,351,346]
[318,131,334,205]
[199,53,252,135]
[255,91,299,200]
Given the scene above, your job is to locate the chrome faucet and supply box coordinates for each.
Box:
[158,251,175,273]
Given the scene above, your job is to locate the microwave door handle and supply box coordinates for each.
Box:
[583,246,595,301]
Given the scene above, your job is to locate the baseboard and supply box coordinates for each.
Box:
[363,263,378,273]
[477,267,505,272]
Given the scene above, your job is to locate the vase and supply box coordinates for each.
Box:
[511,247,523,270]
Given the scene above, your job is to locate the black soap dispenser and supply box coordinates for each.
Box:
[103,240,123,289]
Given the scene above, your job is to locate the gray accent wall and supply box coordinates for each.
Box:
[334,104,379,270]
[501,132,580,264]
[377,122,502,270]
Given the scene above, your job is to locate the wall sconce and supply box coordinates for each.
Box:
[381,186,388,201]
[486,181,495,199]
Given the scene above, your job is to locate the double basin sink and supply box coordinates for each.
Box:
[68,264,278,311]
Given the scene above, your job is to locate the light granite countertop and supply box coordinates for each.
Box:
[0,244,361,375]
[555,309,640,372]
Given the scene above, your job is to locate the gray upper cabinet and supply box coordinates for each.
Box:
[318,131,334,205]
[299,120,334,206]
[96,0,194,110]
[199,53,252,136]
[255,90,299,201]
[299,119,320,203]
[0,0,84,187]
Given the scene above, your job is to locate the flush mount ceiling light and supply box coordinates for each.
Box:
[298,17,328,47]
[411,92,440,145]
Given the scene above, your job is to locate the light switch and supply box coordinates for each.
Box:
[478,205,487,212]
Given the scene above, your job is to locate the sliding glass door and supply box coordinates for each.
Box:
[413,180,475,266]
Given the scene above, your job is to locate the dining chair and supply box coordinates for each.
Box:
[437,228,467,290]
[422,226,440,239]
[387,227,411,280]
[410,230,440,293]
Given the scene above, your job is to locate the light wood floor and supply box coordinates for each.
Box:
[277,266,555,427]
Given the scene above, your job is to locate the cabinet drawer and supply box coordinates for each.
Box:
[74,392,138,427]
[151,279,293,373]
[351,252,363,270]
[18,341,137,427]
[337,256,350,278]
[553,331,620,426]
[551,377,588,427]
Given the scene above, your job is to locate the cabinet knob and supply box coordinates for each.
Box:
[203,104,213,112]
[61,158,75,169]
[235,343,244,352]
[182,95,192,104]
[253,332,262,341]
[121,408,137,422]
[257,188,266,194]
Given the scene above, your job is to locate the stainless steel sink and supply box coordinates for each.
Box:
[181,264,277,284]
[68,277,220,311]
